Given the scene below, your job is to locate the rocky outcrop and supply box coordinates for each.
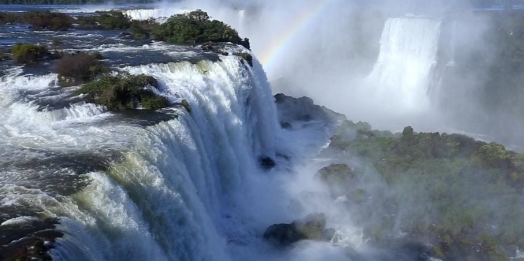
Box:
[259,156,276,170]
[0,218,63,261]
[274,93,346,129]
[263,213,335,246]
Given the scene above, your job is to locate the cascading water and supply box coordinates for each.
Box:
[0,50,303,260]
[1,4,464,261]
[123,8,190,21]
[365,17,442,114]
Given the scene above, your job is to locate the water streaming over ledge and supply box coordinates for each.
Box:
[0,49,295,260]
[365,17,442,114]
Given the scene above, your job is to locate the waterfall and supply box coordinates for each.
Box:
[366,17,442,114]
[0,54,282,260]
[123,8,190,21]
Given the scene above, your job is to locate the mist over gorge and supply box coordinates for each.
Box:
[1,0,524,261]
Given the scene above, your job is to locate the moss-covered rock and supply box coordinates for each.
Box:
[56,52,107,86]
[11,43,48,64]
[263,213,333,246]
[75,74,169,111]
[234,52,253,67]
[179,99,191,112]
[0,218,63,261]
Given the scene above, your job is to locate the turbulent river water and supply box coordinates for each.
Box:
[0,5,364,261]
[3,3,524,261]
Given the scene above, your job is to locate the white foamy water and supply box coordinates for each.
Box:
[123,8,191,21]
[0,45,358,260]
[366,17,442,114]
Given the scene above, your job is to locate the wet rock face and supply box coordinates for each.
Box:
[263,213,335,246]
[259,156,276,170]
[0,218,63,261]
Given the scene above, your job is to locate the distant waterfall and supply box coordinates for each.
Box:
[366,17,442,113]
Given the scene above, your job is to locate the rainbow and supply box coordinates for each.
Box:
[259,0,335,71]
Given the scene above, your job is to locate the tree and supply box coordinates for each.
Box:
[188,9,209,22]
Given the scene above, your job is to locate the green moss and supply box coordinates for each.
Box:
[76,74,169,111]
[317,163,355,183]
[11,43,48,64]
[321,121,524,260]
[233,52,253,67]
[180,99,191,112]
[141,93,169,110]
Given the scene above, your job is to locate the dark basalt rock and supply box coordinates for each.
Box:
[58,75,78,87]
[201,42,215,51]
[118,32,133,39]
[263,213,335,246]
[259,156,276,169]
[280,121,292,129]
[0,217,63,261]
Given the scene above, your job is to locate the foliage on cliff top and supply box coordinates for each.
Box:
[75,74,169,111]
[322,120,524,261]
[152,9,250,48]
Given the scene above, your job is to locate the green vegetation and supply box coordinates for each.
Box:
[152,9,250,48]
[76,11,131,30]
[11,43,48,64]
[75,74,169,111]
[130,19,159,40]
[2,9,250,51]
[180,99,191,112]
[93,10,130,29]
[322,120,524,260]
[22,11,72,31]
[0,11,72,31]
[0,12,18,24]
[55,53,107,86]
[234,52,253,67]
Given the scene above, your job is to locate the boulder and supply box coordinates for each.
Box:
[201,42,215,51]
[117,32,133,39]
[259,156,276,169]
[263,213,334,246]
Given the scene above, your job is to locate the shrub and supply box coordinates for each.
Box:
[55,53,106,86]
[21,11,72,31]
[473,142,512,168]
[96,11,130,29]
[75,74,169,111]
[11,43,48,63]
[76,11,131,30]
[0,12,18,24]
[153,9,249,48]
[75,15,99,30]
[322,122,524,260]
[130,19,160,40]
